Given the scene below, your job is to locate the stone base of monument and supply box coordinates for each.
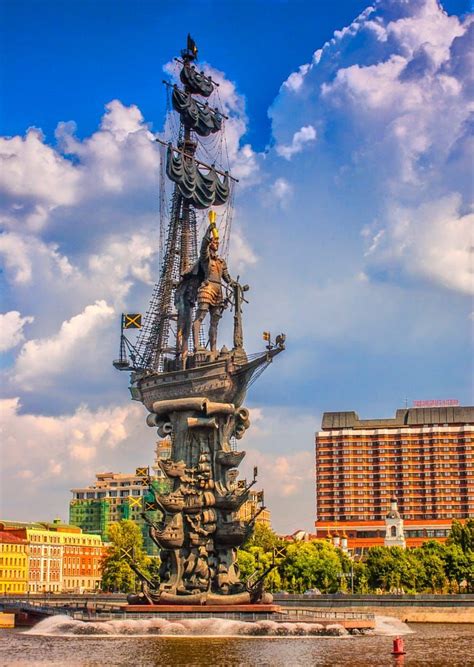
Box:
[122,603,284,621]
[114,604,374,631]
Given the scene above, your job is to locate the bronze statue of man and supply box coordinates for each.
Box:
[175,212,232,357]
[192,218,232,352]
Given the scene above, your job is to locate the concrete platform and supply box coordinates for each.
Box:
[125,604,281,613]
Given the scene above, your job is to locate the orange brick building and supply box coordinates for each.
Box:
[314,406,474,550]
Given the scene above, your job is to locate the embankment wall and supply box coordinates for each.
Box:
[315,605,473,623]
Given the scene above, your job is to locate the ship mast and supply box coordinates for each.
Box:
[133,35,231,372]
[113,35,286,608]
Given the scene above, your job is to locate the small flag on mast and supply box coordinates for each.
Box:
[123,314,142,329]
[273,546,286,560]
[187,34,198,58]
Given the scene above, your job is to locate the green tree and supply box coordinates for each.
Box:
[365,547,398,592]
[356,569,370,594]
[403,548,425,593]
[448,519,474,554]
[237,549,257,581]
[101,520,152,593]
[147,556,162,583]
[465,551,474,592]
[278,540,343,593]
[413,541,448,593]
[243,523,280,553]
[442,543,469,592]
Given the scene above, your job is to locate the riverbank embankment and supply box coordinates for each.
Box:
[274,594,474,623]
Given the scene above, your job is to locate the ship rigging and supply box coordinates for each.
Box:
[113,34,285,406]
[113,34,285,606]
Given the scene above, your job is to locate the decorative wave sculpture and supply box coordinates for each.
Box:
[172,87,222,137]
[166,144,230,209]
[180,64,214,97]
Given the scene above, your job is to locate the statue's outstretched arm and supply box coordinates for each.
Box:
[222,261,233,284]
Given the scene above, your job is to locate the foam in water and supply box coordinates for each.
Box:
[374,615,414,636]
[26,615,348,638]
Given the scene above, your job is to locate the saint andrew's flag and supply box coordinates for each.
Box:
[123,314,142,329]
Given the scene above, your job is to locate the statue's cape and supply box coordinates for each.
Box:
[174,261,204,307]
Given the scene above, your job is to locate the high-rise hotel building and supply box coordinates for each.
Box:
[314,406,474,549]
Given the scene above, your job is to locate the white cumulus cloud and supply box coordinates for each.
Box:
[0,397,149,519]
[364,194,474,294]
[0,311,34,352]
[269,0,473,295]
[276,125,317,160]
[13,300,115,390]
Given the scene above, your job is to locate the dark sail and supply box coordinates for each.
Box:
[180,65,214,97]
[172,86,222,137]
[166,144,230,209]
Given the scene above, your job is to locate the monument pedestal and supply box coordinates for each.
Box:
[122,603,284,622]
[125,604,281,613]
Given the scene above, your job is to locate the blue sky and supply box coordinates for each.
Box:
[0,0,472,532]
[1,0,470,146]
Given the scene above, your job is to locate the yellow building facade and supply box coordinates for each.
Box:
[0,531,29,594]
[0,521,104,593]
[237,490,271,527]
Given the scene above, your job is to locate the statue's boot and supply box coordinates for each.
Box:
[209,331,217,352]
[193,319,204,351]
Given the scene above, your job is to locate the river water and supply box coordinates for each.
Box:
[1,617,473,666]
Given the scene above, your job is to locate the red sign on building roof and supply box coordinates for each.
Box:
[413,399,459,408]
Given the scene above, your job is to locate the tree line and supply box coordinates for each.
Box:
[100,519,474,594]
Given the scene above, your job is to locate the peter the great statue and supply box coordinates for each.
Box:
[114,35,285,605]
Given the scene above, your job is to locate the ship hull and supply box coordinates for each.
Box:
[131,348,282,412]
[132,359,242,409]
